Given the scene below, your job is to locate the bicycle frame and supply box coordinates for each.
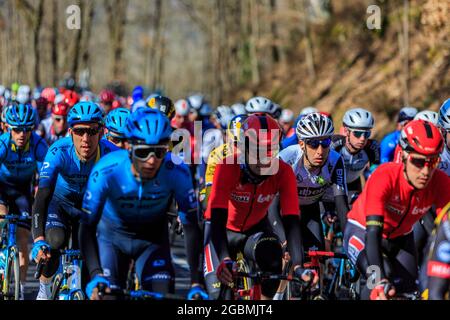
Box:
[53,249,83,300]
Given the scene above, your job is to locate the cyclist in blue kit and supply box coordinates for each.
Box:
[31,101,118,300]
[0,103,48,299]
[80,108,207,300]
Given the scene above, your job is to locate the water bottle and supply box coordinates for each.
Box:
[0,249,6,272]
[68,263,82,290]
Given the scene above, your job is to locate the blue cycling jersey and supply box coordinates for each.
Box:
[281,134,298,150]
[0,132,48,186]
[380,130,400,164]
[38,137,118,205]
[82,150,198,233]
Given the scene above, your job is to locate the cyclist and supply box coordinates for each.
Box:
[230,103,246,116]
[279,109,295,139]
[438,99,450,176]
[104,108,130,149]
[380,106,417,164]
[147,95,176,122]
[36,101,70,146]
[281,107,319,150]
[426,202,450,300]
[30,101,117,300]
[271,112,349,253]
[99,89,116,115]
[344,119,450,300]
[41,87,56,104]
[80,108,206,300]
[0,103,48,299]
[331,108,379,199]
[34,97,50,126]
[200,114,248,210]
[205,114,316,300]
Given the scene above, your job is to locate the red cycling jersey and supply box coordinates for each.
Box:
[393,144,402,164]
[347,162,450,239]
[205,157,300,232]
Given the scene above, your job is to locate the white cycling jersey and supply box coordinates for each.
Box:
[278,144,347,206]
[439,147,450,176]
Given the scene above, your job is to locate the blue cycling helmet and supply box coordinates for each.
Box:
[5,103,36,128]
[68,101,104,127]
[124,108,172,145]
[438,98,450,130]
[105,108,131,137]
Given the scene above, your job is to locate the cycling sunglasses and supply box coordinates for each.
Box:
[305,137,332,149]
[108,135,127,145]
[408,154,440,169]
[350,130,371,139]
[53,116,66,122]
[132,145,169,161]
[72,127,101,137]
[12,127,33,133]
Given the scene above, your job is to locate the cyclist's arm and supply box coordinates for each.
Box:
[34,137,49,172]
[365,139,381,166]
[365,215,386,279]
[331,156,350,228]
[427,215,450,300]
[173,163,203,284]
[278,161,302,266]
[207,162,236,261]
[79,166,108,279]
[32,148,62,240]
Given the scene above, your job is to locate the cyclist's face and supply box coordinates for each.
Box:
[345,127,370,150]
[70,123,102,160]
[300,139,330,167]
[52,114,68,134]
[404,152,439,189]
[245,142,279,176]
[174,114,188,128]
[10,128,32,148]
[280,122,292,135]
[106,131,128,149]
[130,144,168,179]
[445,131,450,149]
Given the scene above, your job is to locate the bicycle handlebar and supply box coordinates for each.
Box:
[34,246,49,280]
[97,283,185,301]
[0,214,32,222]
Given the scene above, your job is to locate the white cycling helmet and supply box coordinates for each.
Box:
[16,92,29,104]
[17,85,31,95]
[296,112,334,140]
[438,99,450,130]
[175,99,190,116]
[245,96,276,115]
[343,108,374,130]
[0,85,5,97]
[414,110,439,126]
[398,106,418,123]
[230,103,246,116]
[187,94,204,110]
[300,106,318,115]
[280,109,294,123]
[214,106,234,129]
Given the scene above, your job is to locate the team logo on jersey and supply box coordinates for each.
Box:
[231,192,251,203]
[153,259,166,267]
[84,191,92,201]
[411,205,431,216]
[257,194,275,203]
[204,244,215,275]
[348,235,365,264]
[436,242,450,264]
[386,204,404,216]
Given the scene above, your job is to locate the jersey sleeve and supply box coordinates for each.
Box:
[81,164,109,226]
[331,156,348,197]
[208,162,237,210]
[38,144,63,188]
[380,133,396,164]
[0,139,8,164]
[278,161,300,217]
[363,168,391,217]
[172,162,198,225]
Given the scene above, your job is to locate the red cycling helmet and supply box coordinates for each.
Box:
[41,87,56,103]
[399,119,444,156]
[243,114,282,155]
[99,90,115,104]
[63,90,79,107]
[52,102,70,116]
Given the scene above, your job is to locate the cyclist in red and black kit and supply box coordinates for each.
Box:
[344,119,450,300]
[203,114,316,300]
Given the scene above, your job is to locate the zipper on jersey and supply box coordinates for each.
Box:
[240,184,257,233]
[388,190,414,238]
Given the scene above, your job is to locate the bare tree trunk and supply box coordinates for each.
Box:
[33,0,44,86]
[299,0,316,81]
[249,0,260,85]
[402,0,409,105]
[270,0,281,64]
[151,0,163,89]
[80,0,95,71]
[51,0,59,85]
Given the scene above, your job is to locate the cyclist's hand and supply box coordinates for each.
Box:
[322,211,337,226]
[187,284,209,300]
[216,258,234,287]
[86,275,110,300]
[370,279,396,300]
[294,266,319,287]
[31,240,51,263]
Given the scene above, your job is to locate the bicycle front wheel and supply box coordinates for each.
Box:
[2,247,20,300]
[51,273,63,300]
[70,289,86,300]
